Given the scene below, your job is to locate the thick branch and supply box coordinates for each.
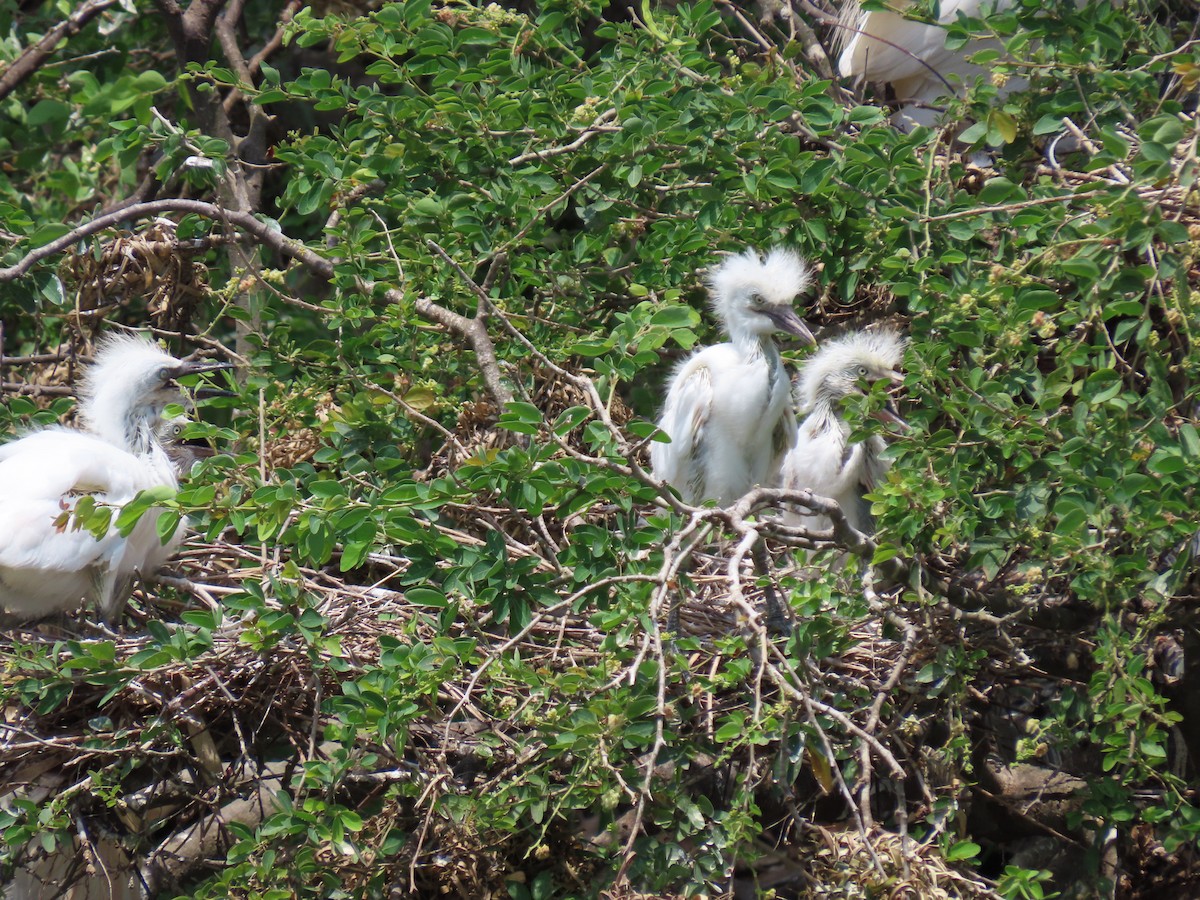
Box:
[0,0,119,103]
[215,0,254,86]
[394,290,514,409]
[153,0,228,65]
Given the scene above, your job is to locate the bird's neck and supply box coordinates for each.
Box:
[86,395,164,456]
[808,398,849,435]
[127,415,159,456]
[730,328,777,361]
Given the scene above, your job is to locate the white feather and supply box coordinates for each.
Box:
[837,0,1025,131]
[0,336,195,621]
[783,329,906,534]
[652,247,812,506]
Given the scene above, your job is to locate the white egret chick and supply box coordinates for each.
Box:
[781,328,907,535]
[837,0,1023,132]
[0,335,231,621]
[651,247,816,506]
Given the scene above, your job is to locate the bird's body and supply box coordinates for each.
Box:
[0,335,229,621]
[837,0,1023,131]
[781,329,906,535]
[651,247,815,506]
[0,433,177,618]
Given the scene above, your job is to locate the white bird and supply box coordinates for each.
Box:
[0,335,230,621]
[836,0,1024,132]
[651,247,816,506]
[781,328,907,535]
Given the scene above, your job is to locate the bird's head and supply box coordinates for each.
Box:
[707,247,815,346]
[797,328,907,424]
[158,415,218,475]
[79,334,233,454]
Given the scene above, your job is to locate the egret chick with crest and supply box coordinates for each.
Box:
[0,334,231,621]
[781,328,907,535]
[651,246,816,506]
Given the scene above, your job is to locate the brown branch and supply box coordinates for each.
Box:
[215,0,254,86]
[0,0,119,103]
[399,289,514,409]
[1,382,74,397]
[247,0,301,74]
[0,198,334,283]
[421,240,515,408]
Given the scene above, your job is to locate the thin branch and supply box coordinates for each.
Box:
[508,109,619,165]
[215,0,254,86]
[0,0,118,103]
[400,290,514,409]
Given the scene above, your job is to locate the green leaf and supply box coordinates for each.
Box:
[649,304,699,329]
[1060,256,1100,280]
[945,840,981,862]
[405,587,447,608]
[553,406,590,435]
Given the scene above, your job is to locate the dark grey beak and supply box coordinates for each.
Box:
[166,359,235,394]
[171,358,235,379]
[874,398,909,430]
[193,386,237,399]
[764,305,816,345]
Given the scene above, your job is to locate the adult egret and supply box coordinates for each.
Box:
[781,328,907,535]
[836,0,1023,132]
[0,335,231,621]
[651,246,816,506]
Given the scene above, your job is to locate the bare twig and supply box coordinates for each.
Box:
[0,0,119,103]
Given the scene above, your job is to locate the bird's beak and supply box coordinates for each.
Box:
[167,441,217,459]
[166,358,235,393]
[874,397,909,430]
[764,306,816,345]
[885,369,904,385]
[193,386,237,399]
[171,358,235,379]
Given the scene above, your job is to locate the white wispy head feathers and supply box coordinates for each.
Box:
[707,246,812,323]
[797,327,907,412]
[79,334,180,444]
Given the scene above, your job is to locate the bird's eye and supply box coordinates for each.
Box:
[857,365,869,378]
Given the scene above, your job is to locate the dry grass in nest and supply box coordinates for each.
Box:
[61,221,207,335]
[789,826,997,899]
[260,391,338,470]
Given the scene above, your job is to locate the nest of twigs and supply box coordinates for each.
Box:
[0,529,982,898]
[60,220,207,335]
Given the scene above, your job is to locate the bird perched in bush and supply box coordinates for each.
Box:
[836,0,1023,132]
[0,334,231,621]
[159,415,219,476]
[781,328,907,535]
[651,247,816,506]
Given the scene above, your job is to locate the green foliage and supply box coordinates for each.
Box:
[3,0,1200,897]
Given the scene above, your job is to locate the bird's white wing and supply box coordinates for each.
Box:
[0,431,157,500]
[651,353,714,504]
[937,0,1013,25]
[839,8,960,83]
[782,419,856,502]
[0,497,121,572]
[0,433,163,572]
